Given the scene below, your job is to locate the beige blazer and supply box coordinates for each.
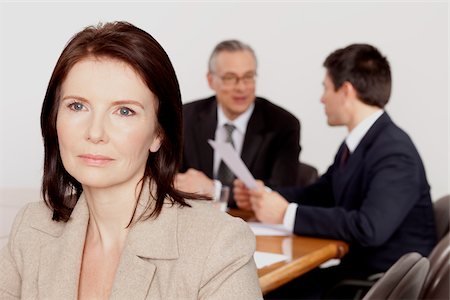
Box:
[0,193,262,299]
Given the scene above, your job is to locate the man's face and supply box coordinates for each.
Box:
[320,72,350,126]
[207,50,256,120]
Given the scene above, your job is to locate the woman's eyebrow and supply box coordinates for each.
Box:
[61,95,88,102]
[60,96,145,109]
[112,100,145,109]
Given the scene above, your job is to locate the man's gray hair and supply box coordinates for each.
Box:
[208,40,257,73]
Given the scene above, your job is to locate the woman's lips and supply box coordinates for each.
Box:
[78,154,114,166]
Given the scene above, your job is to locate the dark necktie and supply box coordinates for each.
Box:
[340,143,350,168]
[217,123,236,187]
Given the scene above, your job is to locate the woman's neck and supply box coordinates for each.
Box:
[83,182,142,250]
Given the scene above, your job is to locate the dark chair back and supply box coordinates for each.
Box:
[362,252,430,300]
[297,162,318,187]
[422,261,449,300]
[433,194,449,241]
[420,233,450,300]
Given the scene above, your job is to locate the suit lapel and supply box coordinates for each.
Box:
[333,112,391,203]
[37,195,89,299]
[194,99,217,178]
[333,142,363,202]
[34,185,180,299]
[110,188,179,299]
[109,247,157,299]
[241,100,264,169]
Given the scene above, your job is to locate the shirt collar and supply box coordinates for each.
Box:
[346,109,384,153]
[217,103,255,134]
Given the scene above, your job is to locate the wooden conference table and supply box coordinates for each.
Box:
[228,209,349,295]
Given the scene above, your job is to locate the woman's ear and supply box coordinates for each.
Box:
[149,133,162,153]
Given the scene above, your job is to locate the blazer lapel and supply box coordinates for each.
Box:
[109,189,179,299]
[241,101,264,169]
[333,142,364,202]
[333,112,392,202]
[109,246,157,299]
[37,195,89,299]
[35,185,180,299]
[195,99,217,178]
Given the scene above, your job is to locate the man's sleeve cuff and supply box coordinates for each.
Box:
[213,180,222,200]
[283,202,298,233]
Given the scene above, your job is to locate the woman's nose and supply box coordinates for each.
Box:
[85,114,108,144]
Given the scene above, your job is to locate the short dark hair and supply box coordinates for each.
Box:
[323,43,391,108]
[41,21,193,222]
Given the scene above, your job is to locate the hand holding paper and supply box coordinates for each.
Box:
[208,139,257,189]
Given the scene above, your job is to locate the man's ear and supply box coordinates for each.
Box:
[207,72,215,90]
[149,133,162,153]
[342,81,358,98]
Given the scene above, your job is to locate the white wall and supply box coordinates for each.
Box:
[0,1,448,200]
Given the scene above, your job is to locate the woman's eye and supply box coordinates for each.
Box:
[69,102,85,111]
[118,107,135,116]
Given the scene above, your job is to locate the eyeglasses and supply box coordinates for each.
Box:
[215,72,257,86]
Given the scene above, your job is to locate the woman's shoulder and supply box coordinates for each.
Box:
[177,199,255,245]
[179,199,245,224]
[20,200,51,213]
[9,201,65,241]
[16,200,54,223]
[174,200,260,298]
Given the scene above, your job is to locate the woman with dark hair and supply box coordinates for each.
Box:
[0,22,261,299]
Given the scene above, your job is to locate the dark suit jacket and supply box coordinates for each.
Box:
[181,96,301,193]
[279,112,436,276]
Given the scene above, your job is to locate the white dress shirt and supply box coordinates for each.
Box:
[212,103,255,199]
[283,109,384,232]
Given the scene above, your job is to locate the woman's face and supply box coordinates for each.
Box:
[57,57,161,190]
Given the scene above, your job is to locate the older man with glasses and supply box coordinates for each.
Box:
[176,40,302,208]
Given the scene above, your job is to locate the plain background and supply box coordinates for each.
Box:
[0,1,448,201]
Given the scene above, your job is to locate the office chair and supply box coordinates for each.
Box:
[362,252,430,300]
[433,194,449,241]
[421,260,449,300]
[420,233,450,300]
[325,194,450,300]
[415,195,450,299]
[297,162,319,187]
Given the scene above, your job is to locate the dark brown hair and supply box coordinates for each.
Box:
[324,43,391,108]
[41,21,194,222]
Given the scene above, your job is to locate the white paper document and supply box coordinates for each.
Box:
[248,222,291,236]
[208,139,257,189]
[254,251,288,269]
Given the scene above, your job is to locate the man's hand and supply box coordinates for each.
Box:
[175,168,214,197]
[234,179,253,211]
[250,189,289,224]
[234,179,289,224]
